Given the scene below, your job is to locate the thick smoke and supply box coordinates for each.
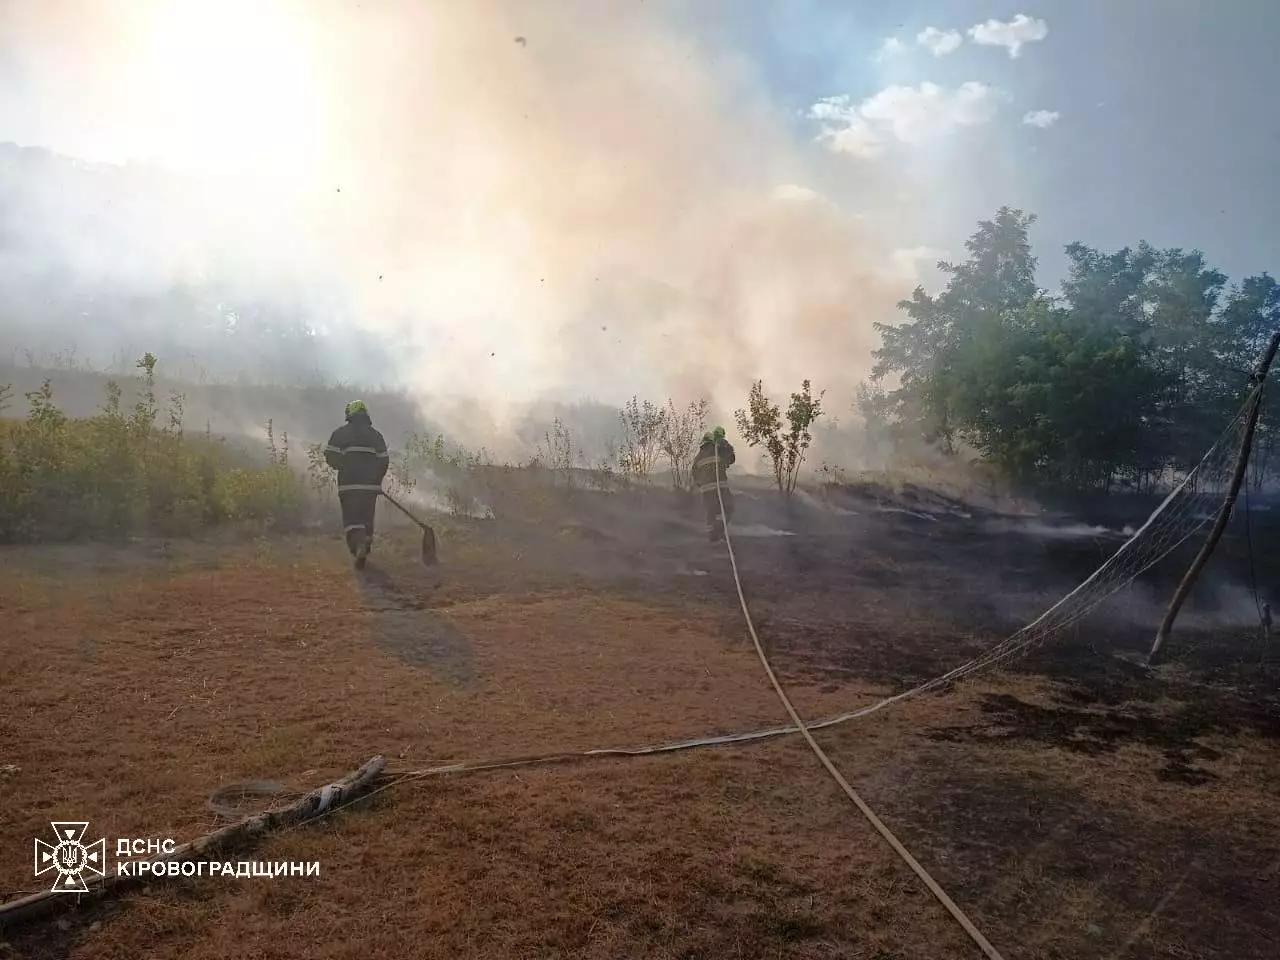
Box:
[0,0,913,441]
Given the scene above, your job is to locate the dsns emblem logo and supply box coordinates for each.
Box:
[34,822,107,893]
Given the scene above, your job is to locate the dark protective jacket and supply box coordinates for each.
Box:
[324,413,390,493]
[691,439,735,492]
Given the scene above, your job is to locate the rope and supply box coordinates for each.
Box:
[710,448,1007,960]
[1244,474,1264,628]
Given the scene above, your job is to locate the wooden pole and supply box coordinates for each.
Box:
[1149,329,1280,664]
[0,756,385,931]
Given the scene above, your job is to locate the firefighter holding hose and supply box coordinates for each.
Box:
[325,400,390,569]
[692,426,735,541]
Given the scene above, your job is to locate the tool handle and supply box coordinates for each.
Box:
[379,490,422,527]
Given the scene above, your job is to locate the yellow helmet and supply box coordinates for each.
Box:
[344,399,369,420]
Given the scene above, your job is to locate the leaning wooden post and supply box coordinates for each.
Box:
[1149,329,1280,664]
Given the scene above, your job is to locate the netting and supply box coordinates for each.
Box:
[806,382,1260,730]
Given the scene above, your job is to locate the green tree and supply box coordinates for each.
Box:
[869,209,1270,492]
[873,207,1040,452]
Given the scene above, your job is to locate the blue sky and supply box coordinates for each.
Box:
[677,1,1280,288]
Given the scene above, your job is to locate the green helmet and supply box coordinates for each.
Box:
[712,426,726,441]
[344,399,369,420]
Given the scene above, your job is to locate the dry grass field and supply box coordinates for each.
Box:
[2,485,1277,959]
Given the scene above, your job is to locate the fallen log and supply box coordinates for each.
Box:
[0,755,385,931]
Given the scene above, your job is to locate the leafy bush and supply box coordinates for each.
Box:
[735,379,824,496]
[617,396,665,484]
[305,441,337,497]
[212,465,305,525]
[0,357,310,542]
[391,431,499,518]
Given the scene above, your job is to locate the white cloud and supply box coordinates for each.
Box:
[1022,109,1060,128]
[807,94,852,122]
[826,118,886,159]
[810,82,1004,159]
[916,27,962,56]
[771,183,822,202]
[808,96,883,158]
[873,36,907,61]
[859,82,1003,144]
[967,14,1048,58]
[860,82,1003,143]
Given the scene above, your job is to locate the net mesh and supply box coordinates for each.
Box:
[809,383,1258,729]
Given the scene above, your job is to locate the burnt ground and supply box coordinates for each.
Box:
[1,479,1278,959]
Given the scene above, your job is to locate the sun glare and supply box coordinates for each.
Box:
[134,0,322,178]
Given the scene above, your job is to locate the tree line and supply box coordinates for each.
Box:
[865,207,1279,492]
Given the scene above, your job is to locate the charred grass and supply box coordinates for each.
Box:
[2,493,1279,958]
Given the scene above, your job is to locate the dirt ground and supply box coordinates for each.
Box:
[2,484,1278,959]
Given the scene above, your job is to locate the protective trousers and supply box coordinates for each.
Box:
[339,490,379,555]
[703,487,734,532]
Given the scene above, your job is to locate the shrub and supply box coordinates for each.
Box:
[0,358,310,542]
[735,379,825,496]
[586,444,619,492]
[538,418,576,490]
[212,465,304,525]
[617,396,665,485]
[391,431,499,518]
[305,442,337,497]
[659,398,708,491]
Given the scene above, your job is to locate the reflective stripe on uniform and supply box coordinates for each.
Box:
[376,451,390,458]
[324,444,342,453]
[693,451,724,489]
[343,524,367,532]
[334,445,381,454]
[337,483,384,492]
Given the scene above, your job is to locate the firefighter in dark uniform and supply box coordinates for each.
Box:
[325,400,389,568]
[691,426,735,541]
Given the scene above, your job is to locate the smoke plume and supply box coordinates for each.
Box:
[0,0,912,438]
